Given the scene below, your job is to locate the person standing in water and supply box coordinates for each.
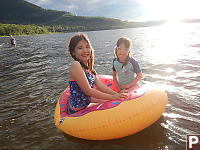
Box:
[10,35,16,47]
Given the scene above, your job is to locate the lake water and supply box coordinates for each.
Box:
[0,22,200,150]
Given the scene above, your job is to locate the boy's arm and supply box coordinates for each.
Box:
[113,71,121,92]
[127,72,142,88]
[125,57,142,88]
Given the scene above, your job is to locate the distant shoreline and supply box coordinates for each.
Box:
[0,32,62,37]
[0,21,165,37]
[1,19,200,37]
[0,23,86,36]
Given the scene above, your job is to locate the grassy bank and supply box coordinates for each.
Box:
[0,23,86,36]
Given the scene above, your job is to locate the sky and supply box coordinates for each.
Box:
[26,0,200,21]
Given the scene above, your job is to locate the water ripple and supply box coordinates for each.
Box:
[1,24,200,150]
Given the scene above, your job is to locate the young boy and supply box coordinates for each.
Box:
[112,37,142,92]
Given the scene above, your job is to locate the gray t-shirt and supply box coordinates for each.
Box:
[112,57,141,85]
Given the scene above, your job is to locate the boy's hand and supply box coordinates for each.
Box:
[119,89,128,93]
[119,89,128,98]
[120,84,130,90]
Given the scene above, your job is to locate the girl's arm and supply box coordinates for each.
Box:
[94,76,117,95]
[70,61,126,100]
[92,76,128,103]
[112,71,121,92]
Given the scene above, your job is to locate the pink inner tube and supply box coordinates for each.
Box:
[59,75,145,117]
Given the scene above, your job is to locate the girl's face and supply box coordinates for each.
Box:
[116,43,129,62]
[74,40,91,64]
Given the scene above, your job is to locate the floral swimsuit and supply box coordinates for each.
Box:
[67,70,95,114]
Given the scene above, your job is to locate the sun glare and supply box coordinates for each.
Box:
[150,21,186,63]
[141,19,190,64]
[136,0,200,64]
[137,0,200,21]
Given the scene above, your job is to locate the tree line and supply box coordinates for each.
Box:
[0,24,86,36]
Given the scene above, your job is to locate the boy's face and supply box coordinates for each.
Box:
[116,43,129,62]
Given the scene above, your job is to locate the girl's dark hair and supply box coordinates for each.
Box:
[114,37,132,58]
[68,34,96,75]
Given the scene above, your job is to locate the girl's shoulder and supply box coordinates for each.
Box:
[71,61,81,68]
[69,61,84,80]
[70,61,83,72]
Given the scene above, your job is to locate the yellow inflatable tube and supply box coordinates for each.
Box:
[54,75,168,140]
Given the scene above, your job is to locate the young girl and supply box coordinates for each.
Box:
[67,34,127,114]
[112,37,142,92]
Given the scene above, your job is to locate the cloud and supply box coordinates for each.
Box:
[26,0,110,12]
[26,0,141,20]
[26,0,50,6]
[25,0,200,21]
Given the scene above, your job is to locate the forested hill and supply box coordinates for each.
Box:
[0,0,73,25]
[0,0,168,36]
[0,0,140,30]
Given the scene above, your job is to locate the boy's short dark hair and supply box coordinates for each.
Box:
[116,37,131,48]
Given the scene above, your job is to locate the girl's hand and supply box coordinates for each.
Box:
[112,91,128,100]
